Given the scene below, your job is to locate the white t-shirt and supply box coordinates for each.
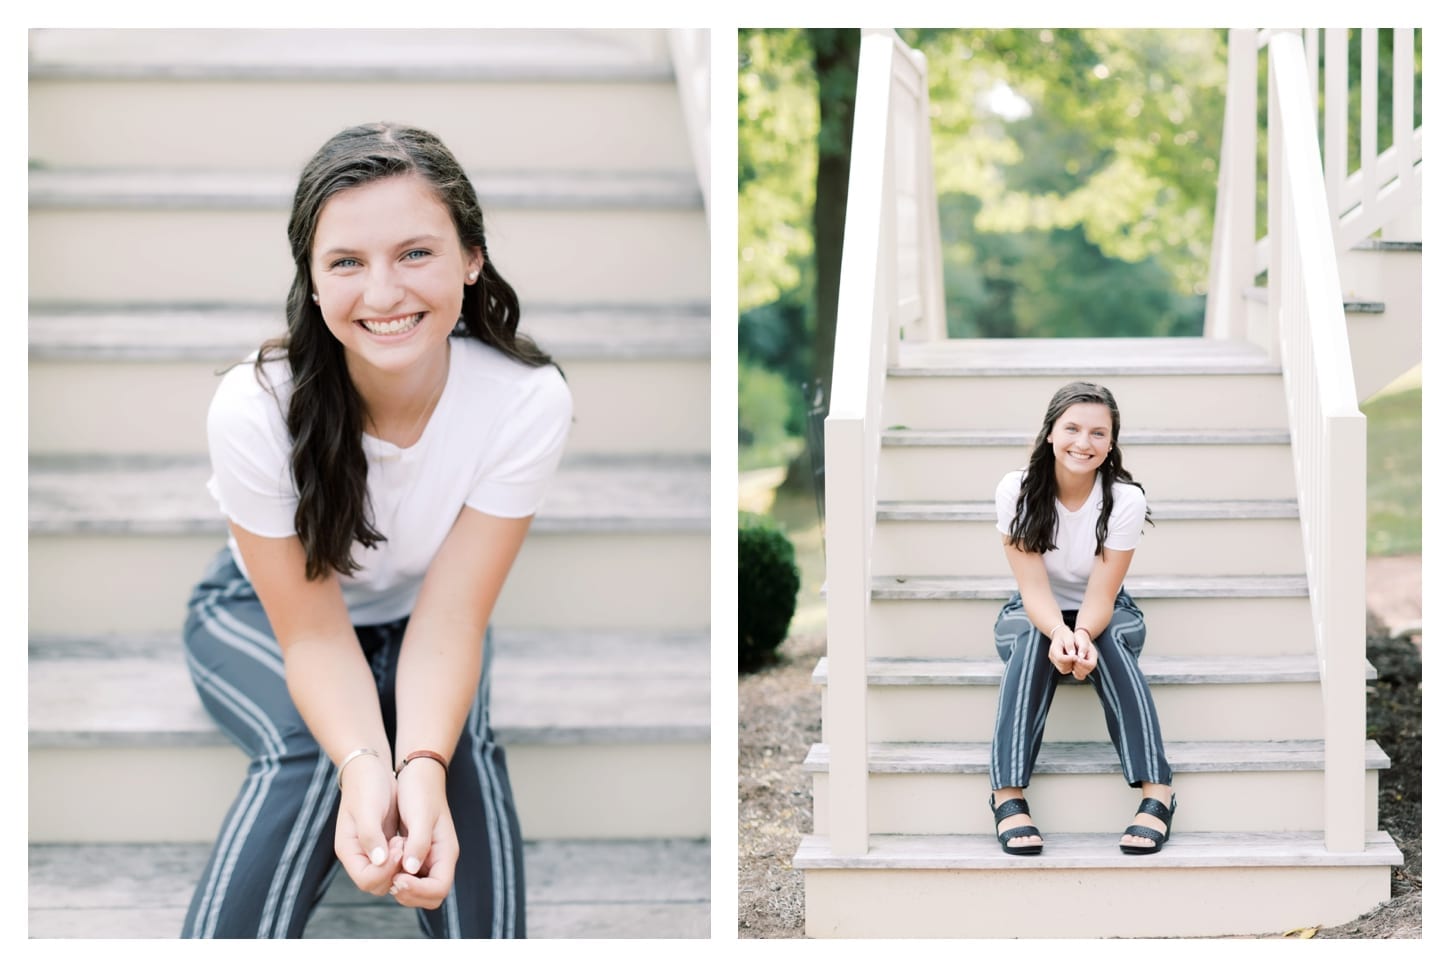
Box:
[994,469,1147,609]
[206,336,573,624]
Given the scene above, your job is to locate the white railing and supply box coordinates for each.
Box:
[668,28,710,224]
[1206,28,1420,347]
[1267,33,1368,853]
[823,28,944,855]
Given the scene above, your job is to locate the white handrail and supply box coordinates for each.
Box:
[1267,33,1368,853]
[823,28,941,856]
[667,28,710,224]
[1206,29,1421,347]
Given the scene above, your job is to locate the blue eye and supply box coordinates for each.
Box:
[403,249,431,261]
[330,257,359,269]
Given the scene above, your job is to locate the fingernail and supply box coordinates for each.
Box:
[404,856,421,875]
[389,884,399,896]
[370,847,388,865]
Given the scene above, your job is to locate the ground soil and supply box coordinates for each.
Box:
[737,559,1423,939]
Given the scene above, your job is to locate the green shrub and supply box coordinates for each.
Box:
[738,512,801,673]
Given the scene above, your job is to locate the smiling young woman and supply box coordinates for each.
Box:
[180,123,571,939]
[986,382,1176,857]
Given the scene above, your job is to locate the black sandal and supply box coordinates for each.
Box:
[1120,794,1177,854]
[989,794,1043,855]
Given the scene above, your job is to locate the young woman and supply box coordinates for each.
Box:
[181,123,571,938]
[988,382,1175,856]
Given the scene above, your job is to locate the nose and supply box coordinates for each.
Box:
[362,263,405,311]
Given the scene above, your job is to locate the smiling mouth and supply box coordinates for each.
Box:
[358,312,424,336]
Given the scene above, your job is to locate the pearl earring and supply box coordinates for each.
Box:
[468,272,477,282]
[311,292,319,303]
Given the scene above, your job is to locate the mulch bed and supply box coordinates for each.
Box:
[737,626,1422,939]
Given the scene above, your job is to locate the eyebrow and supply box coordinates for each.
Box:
[316,235,445,260]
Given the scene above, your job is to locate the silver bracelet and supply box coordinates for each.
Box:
[1048,623,1068,639]
[337,747,380,791]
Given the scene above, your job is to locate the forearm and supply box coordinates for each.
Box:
[393,614,484,769]
[284,636,391,767]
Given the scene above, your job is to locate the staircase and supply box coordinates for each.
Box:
[794,29,1414,938]
[27,28,709,938]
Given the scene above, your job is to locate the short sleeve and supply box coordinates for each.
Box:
[465,365,573,518]
[205,363,299,538]
[1104,482,1148,551]
[995,470,1026,536]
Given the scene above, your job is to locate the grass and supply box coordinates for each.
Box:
[1364,369,1422,557]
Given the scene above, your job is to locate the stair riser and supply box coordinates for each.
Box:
[30,80,691,172]
[809,770,1380,836]
[867,597,1316,659]
[802,866,1391,938]
[29,357,709,457]
[29,208,709,305]
[884,374,1288,431]
[873,517,1304,577]
[29,532,708,635]
[28,741,707,843]
[879,443,1296,502]
[824,680,1326,743]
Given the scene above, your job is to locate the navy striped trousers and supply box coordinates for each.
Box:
[180,548,526,938]
[989,589,1173,791]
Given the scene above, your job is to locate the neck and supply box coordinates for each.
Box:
[349,341,451,446]
[1054,467,1096,507]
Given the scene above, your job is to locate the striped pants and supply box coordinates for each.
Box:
[989,589,1173,791]
[180,548,526,938]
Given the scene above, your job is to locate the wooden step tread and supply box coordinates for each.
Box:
[802,739,1391,774]
[29,629,708,747]
[29,303,709,362]
[810,654,1374,686]
[29,166,702,211]
[794,830,1401,871]
[873,574,1308,600]
[883,427,1291,446]
[890,338,1280,376]
[1245,286,1384,313]
[29,838,709,939]
[878,498,1298,521]
[29,28,677,82]
[28,453,708,535]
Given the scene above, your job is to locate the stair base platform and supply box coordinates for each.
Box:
[795,831,1402,938]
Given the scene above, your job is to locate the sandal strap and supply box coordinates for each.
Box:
[998,824,1041,844]
[1121,824,1166,844]
[990,796,1031,822]
[1135,796,1175,823]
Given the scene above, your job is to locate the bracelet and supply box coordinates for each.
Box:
[1048,623,1068,639]
[337,747,380,790]
[396,749,449,779]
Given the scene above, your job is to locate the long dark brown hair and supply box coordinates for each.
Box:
[256,122,555,580]
[1007,381,1151,557]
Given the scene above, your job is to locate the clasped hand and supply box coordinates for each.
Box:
[334,757,458,910]
[1049,627,1098,680]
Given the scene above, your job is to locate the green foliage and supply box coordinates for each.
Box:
[1364,384,1421,556]
[739,29,818,314]
[739,358,804,472]
[739,512,802,673]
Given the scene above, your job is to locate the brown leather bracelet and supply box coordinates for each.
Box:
[395,749,449,778]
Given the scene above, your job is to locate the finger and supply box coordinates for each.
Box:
[400,822,436,876]
[391,856,456,910]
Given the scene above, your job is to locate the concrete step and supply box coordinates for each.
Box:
[28,453,708,635]
[874,498,1304,576]
[879,428,1296,502]
[794,831,1400,938]
[29,629,708,842]
[811,654,1374,743]
[29,838,709,939]
[884,338,1288,431]
[29,305,709,457]
[28,28,692,173]
[865,574,1315,658]
[28,168,707,305]
[802,739,1389,836]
